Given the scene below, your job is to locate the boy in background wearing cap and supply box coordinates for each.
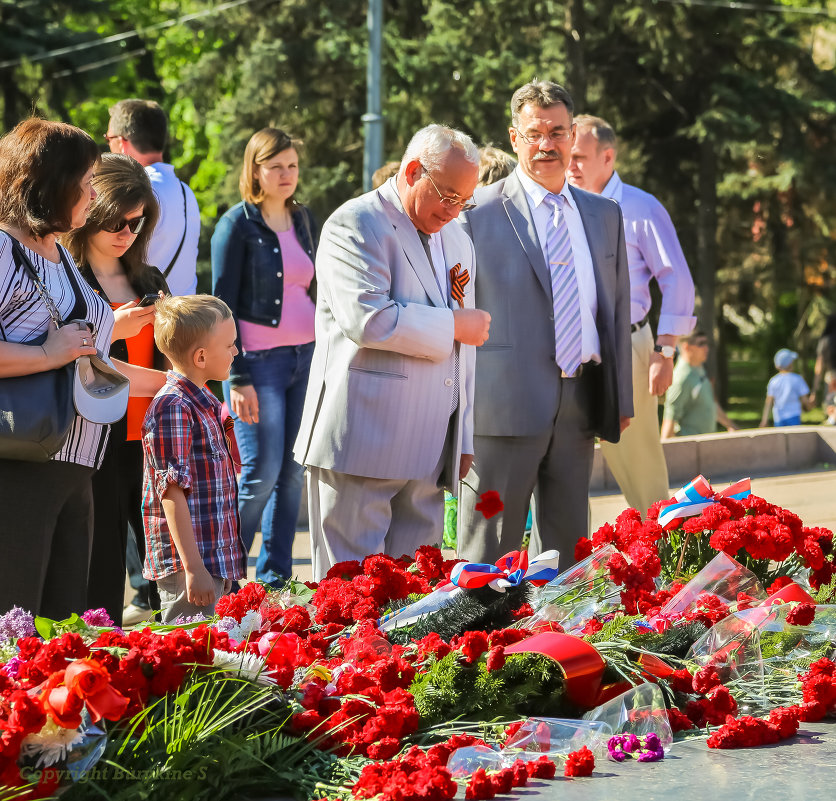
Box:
[141,295,246,623]
[759,348,813,428]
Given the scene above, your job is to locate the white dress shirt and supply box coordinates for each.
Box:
[602,171,695,336]
[515,166,600,364]
[425,231,451,300]
[145,162,201,296]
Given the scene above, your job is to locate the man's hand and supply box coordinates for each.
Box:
[620,415,632,433]
[231,384,259,424]
[453,309,491,346]
[185,563,216,607]
[648,352,674,395]
[459,453,474,481]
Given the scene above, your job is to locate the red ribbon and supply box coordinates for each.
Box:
[504,632,606,708]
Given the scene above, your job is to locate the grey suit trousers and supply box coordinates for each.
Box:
[457,375,594,567]
[307,416,453,580]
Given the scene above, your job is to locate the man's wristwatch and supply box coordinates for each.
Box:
[654,344,676,359]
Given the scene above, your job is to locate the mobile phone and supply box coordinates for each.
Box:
[138,293,159,307]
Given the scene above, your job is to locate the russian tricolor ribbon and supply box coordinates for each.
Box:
[450,549,560,593]
[658,475,751,529]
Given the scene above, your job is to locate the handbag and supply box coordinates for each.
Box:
[0,237,76,462]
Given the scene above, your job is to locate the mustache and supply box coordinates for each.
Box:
[532,151,561,161]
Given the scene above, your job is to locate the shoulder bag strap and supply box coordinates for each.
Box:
[2,232,64,332]
[162,180,189,280]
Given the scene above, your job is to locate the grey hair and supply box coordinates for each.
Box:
[510,81,574,127]
[400,124,480,173]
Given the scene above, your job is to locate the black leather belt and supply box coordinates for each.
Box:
[630,314,649,334]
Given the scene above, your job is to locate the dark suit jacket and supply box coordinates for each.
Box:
[460,171,632,443]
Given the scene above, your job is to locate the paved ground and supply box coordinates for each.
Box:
[253,467,836,585]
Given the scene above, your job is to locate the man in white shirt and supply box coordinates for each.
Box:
[106,99,200,296]
[567,115,696,516]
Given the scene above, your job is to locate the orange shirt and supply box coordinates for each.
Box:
[111,301,156,440]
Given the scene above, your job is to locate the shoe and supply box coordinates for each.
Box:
[122,603,154,627]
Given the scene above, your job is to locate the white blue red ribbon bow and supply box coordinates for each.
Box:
[658,475,751,529]
[450,549,560,593]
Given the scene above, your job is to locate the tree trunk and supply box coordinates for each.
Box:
[696,137,721,395]
[565,0,587,109]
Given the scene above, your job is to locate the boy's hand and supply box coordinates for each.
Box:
[185,564,216,608]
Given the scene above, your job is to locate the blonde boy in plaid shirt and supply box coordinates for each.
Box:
[142,295,246,623]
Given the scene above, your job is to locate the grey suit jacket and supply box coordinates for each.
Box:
[294,178,476,488]
[459,170,632,443]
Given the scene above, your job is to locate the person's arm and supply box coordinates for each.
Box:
[320,208,487,361]
[716,403,738,432]
[660,418,676,439]
[160,485,215,607]
[759,396,774,428]
[112,359,166,397]
[640,199,697,396]
[111,302,158,341]
[0,322,96,378]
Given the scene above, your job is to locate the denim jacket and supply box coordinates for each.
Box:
[211,200,317,386]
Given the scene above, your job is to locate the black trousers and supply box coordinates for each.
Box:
[0,458,94,620]
[87,438,158,625]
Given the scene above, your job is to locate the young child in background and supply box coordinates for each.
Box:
[759,348,813,428]
[141,295,246,623]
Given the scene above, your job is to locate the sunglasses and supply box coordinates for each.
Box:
[100,216,146,235]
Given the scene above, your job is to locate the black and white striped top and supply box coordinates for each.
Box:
[0,231,115,469]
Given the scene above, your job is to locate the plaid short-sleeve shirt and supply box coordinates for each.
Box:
[141,372,246,581]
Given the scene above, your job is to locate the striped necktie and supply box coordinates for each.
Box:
[543,192,582,377]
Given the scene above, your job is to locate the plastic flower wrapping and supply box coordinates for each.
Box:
[2,476,836,800]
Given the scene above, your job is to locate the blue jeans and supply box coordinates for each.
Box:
[223,342,314,585]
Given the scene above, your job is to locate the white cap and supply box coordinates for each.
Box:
[73,353,130,424]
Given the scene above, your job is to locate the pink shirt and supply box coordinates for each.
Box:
[239,227,316,351]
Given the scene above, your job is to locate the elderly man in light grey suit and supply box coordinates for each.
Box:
[457,81,633,566]
[294,125,491,580]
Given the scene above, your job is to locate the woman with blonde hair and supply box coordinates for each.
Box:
[64,152,169,625]
[212,127,317,587]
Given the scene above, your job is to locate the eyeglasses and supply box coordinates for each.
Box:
[103,133,122,143]
[513,126,575,146]
[420,166,476,211]
[101,216,146,235]
[692,340,709,347]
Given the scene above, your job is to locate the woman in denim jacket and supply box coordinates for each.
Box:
[212,128,316,587]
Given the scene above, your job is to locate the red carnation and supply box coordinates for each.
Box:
[786,602,816,627]
[475,490,504,519]
[574,537,594,561]
[527,755,557,779]
[465,767,496,800]
[564,746,594,777]
[485,645,506,672]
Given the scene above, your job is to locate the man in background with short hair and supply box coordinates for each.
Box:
[107,99,200,296]
[567,114,696,515]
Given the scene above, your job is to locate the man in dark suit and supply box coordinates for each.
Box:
[458,80,633,566]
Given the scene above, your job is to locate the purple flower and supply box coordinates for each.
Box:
[82,608,115,628]
[2,656,23,678]
[0,606,36,641]
[173,613,208,625]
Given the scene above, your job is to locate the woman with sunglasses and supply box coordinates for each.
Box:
[64,152,169,625]
[212,128,317,588]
